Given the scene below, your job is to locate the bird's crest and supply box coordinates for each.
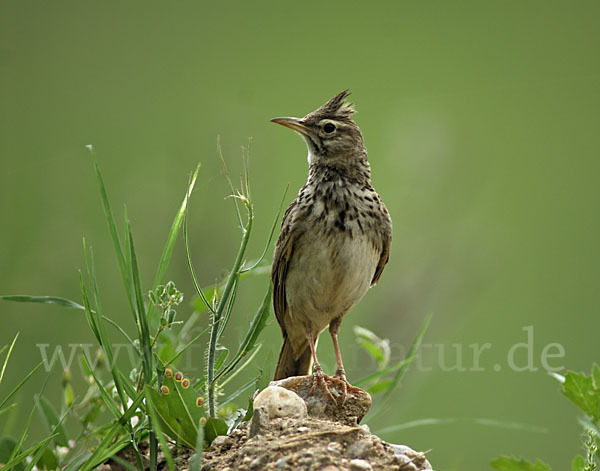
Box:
[311,90,356,119]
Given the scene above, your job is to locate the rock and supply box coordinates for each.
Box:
[271,375,372,425]
[349,458,372,470]
[249,456,265,468]
[254,386,308,419]
[346,439,372,459]
[327,441,343,454]
[390,444,433,470]
[211,434,232,449]
[249,406,271,437]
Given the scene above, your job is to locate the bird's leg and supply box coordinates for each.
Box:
[306,330,337,403]
[329,317,362,404]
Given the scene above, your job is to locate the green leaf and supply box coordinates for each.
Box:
[561,369,600,421]
[203,417,228,445]
[354,357,413,388]
[241,183,290,273]
[0,403,17,419]
[215,346,230,371]
[365,380,393,395]
[143,369,206,448]
[377,417,547,435]
[214,283,272,383]
[80,392,145,471]
[81,245,129,415]
[220,376,259,407]
[1,333,19,386]
[126,220,154,385]
[592,363,600,388]
[145,386,192,446]
[80,350,121,419]
[366,314,431,421]
[0,437,24,471]
[145,393,176,471]
[35,395,69,447]
[0,296,84,310]
[152,164,200,292]
[0,360,44,409]
[36,447,58,471]
[354,326,390,367]
[490,456,551,471]
[1,434,56,471]
[571,455,585,471]
[87,146,135,312]
[225,408,247,434]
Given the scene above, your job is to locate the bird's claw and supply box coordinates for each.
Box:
[308,367,338,404]
[332,369,362,406]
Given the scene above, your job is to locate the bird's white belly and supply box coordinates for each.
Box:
[284,231,379,346]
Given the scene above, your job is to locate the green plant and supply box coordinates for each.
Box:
[0,144,281,470]
[351,315,431,423]
[490,364,600,470]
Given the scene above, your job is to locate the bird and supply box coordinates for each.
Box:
[270,90,392,401]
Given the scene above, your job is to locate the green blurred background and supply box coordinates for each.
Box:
[1,1,599,469]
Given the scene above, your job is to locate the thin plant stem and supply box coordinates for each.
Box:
[207,195,253,417]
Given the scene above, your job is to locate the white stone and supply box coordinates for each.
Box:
[349,458,372,470]
[253,386,307,419]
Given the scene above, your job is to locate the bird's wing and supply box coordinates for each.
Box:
[271,199,302,331]
[371,214,392,286]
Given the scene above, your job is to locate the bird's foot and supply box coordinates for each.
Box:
[331,368,362,405]
[308,366,338,404]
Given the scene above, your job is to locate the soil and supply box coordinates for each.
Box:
[202,417,431,471]
[101,419,432,471]
[100,376,433,471]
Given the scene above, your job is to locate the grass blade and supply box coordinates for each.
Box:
[152,163,200,291]
[86,146,135,311]
[35,395,69,447]
[220,376,259,407]
[206,194,254,416]
[366,314,431,422]
[354,357,413,388]
[0,333,19,386]
[0,295,84,310]
[80,349,121,419]
[8,363,54,466]
[183,201,215,315]
[82,243,129,413]
[190,419,204,471]
[145,394,176,471]
[217,136,243,229]
[376,417,548,435]
[126,220,153,385]
[216,275,239,339]
[80,392,145,471]
[0,361,44,411]
[241,184,289,273]
[1,434,57,471]
[214,284,272,384]
[164,326,210,365]
[219,345,262,388]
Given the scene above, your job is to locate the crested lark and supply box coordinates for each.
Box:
[270,90,392,399]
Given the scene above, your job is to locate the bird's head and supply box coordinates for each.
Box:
[271,90,366,167]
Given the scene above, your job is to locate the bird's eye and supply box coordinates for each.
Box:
[323,122,336,133]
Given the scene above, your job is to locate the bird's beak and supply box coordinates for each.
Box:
[270,117,314,139]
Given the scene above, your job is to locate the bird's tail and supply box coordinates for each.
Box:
[274,336,312,380]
